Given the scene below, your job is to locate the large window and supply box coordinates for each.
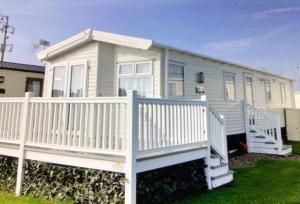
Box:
[224,73,236,100]
[52,66,66,97]
[51,64,86,97]
[70,65,85,97]
[265,81,271,103]
[280,83,286,104]
[118,61,153,97]
[168,63,184,97]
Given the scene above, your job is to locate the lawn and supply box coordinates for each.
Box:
[177,159,300,204]
[1,141,300,204]
[0,192,71,204]
[288,141,300,155]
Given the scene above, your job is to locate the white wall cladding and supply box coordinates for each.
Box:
[43,42,99,97]
[116,46,162,97]
[168,50,294,135]
[97,42,116,96]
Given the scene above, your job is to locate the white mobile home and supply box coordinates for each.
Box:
[38,29,294,152]
[0,29,294,203]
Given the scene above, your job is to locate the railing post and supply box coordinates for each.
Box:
[205,104,212,190]
[275,115,283,153]
[243,101,251,152]
[220,115,228,163]
[16,92,33,196]
[125,90,138,204]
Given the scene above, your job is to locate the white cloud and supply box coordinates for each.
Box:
[243,7,300,19]
[200,38,252,55]
[199,24,295,56]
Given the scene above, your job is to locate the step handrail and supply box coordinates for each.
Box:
[207,104,228,162]
[244,101,283,152]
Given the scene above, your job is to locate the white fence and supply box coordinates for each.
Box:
[137,98,208,154]
[0,91,228,203]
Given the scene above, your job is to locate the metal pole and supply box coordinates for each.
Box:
[0,15,9,62]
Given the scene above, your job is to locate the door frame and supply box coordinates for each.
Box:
[25,77,44,97]
[243,73,254,105]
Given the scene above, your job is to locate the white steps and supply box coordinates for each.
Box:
[211,171,234,188]
[248,130,292,156]
[205,154,233,189]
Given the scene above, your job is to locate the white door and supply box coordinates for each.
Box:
[286,109,300,141]
[244,75,254,105]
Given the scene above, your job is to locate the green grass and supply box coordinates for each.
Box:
[177,160,300,204]
[0,192,71,204]
[288,141,300,155]
[1,140,300,204]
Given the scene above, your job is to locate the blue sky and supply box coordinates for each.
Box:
[1,0,300,89]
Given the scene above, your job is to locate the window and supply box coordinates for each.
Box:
[118,61,153,97]
[70,65,85,97]
[280,83,286,103]
[0,76,4,83]
[224,73,236,100]
[265,81,271,103]
[26,78,43,97]
[168,63,184,97]
[0,88,5,94]
[52,66,66,97]
[119,63,134,75]
[51,63,87,97]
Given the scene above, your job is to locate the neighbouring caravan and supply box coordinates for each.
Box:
[0,61,45,97]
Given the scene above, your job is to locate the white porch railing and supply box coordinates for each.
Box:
[137,98,208,154]
[244,101,283,151]
[0,93,227,158]
[0,91,228,204]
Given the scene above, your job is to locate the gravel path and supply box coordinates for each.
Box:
[229,153,300,169]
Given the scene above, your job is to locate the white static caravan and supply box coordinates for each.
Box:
[0,29,294,203]
[38,29,294,154]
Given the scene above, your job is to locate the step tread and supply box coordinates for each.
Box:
[254,136,265,138]
[211,170,234,180]
[264,141,276,144]
[275,145,292,150]
[210,163,228,169]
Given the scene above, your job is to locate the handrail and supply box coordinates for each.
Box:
[208,104,224,124]
[244,101,282,152]
[137,97,207,106]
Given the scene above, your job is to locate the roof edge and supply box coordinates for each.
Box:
[37,28,153,61]
[152,42,293,81]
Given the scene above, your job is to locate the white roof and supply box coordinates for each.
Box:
[37,28,292,81]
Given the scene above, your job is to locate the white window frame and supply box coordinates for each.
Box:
[168,62,185,98]
[118,62,134,76]
[264,80,272,103]
[116,61,153,97]
[223,72,236,101]
[280,83,286,104]
[50,61,88,97]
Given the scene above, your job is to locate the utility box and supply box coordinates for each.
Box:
[286,109,300,141]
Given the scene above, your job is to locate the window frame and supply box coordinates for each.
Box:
[118,62,134,76]
[223,72,236,101]
[51,65,67,97]
[280,83,286,104]
[25,77,44,97]
[51,61,88,98]
[264,80,272,103]
[68,64,87,97]
[168,62,185,98]
[117,61,153,97]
